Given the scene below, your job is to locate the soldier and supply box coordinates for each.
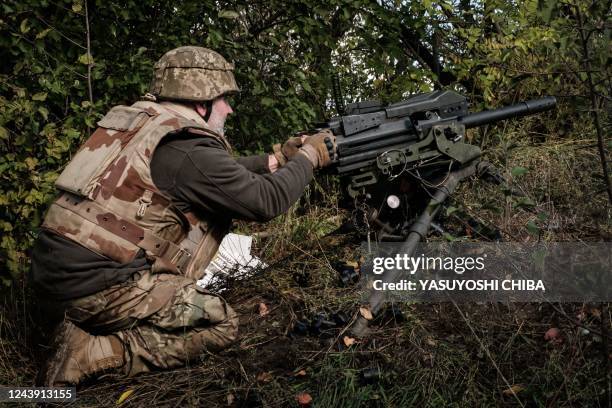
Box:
[30,46,336,385]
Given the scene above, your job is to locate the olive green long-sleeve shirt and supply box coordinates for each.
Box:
[31,134,313,300]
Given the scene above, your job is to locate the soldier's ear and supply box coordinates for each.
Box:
[195,103,207,118]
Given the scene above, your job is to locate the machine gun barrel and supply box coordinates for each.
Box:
[459,96,557,128]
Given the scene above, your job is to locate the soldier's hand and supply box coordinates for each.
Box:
[272,136,304,166]
[299,129,337,169]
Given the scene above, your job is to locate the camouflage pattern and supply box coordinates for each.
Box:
[39,48,242,385]
[149,46,239,102]
[43,270,239,383]
[44,101,232,278]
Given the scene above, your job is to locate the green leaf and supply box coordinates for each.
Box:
[219,10,239,19]
[526,220,540,235]
[64,128,81,139]
[514,197,535,209]
[0,127,8,140]
[0,221,13,232]
[261,97,275,107]
[445,206,458,216]
[35,28,53,40]
[25,157,38,170]
[38,106,49,120]
[72,1,83,13]
[20,19,29,34]
[32,92,47,101]
[43,172,59,183]
[511,166,528,177]
[442,232,457,242]
[78,53,94,65]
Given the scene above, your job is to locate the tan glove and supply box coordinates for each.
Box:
[272,136,304,166]
[298,129,337,169]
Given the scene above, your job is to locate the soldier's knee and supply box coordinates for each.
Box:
[190,291,239,348]
[184,306,238,354]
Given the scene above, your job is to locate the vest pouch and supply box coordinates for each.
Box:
[55,106,151,198]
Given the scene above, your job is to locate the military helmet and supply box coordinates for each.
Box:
[149,46,239,102]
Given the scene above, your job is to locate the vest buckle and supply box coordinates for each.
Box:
[136,190,154,219]
[172,247,192,272]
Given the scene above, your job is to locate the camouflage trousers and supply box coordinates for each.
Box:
[47,270,239,376]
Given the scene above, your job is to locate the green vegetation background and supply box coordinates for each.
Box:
[0,0,609,285]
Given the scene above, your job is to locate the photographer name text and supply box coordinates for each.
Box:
[372,279,545,292]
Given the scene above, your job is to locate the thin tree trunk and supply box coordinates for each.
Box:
[574,4,611,407]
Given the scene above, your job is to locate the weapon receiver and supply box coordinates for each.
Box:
[319,90,556,239]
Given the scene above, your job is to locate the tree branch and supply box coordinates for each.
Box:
[84,0,93,107]
[573,4,611,408]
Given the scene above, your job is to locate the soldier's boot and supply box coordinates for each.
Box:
[39,320,127,386]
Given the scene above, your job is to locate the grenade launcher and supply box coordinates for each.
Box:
[319,90,558,336]
[320,90,557,240]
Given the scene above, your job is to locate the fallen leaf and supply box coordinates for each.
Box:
[296,392,313,406]
[294,369,307,377]
[502,384,525,396]
[544,327,561,343]
[116,389,134,405]
[425,337,438,347]
[258,302,269,317]
[256,371,273,383]
[343,336,356,347]
[359,307,373,320]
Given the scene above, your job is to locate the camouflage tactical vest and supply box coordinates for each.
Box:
[43,101,231,278]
